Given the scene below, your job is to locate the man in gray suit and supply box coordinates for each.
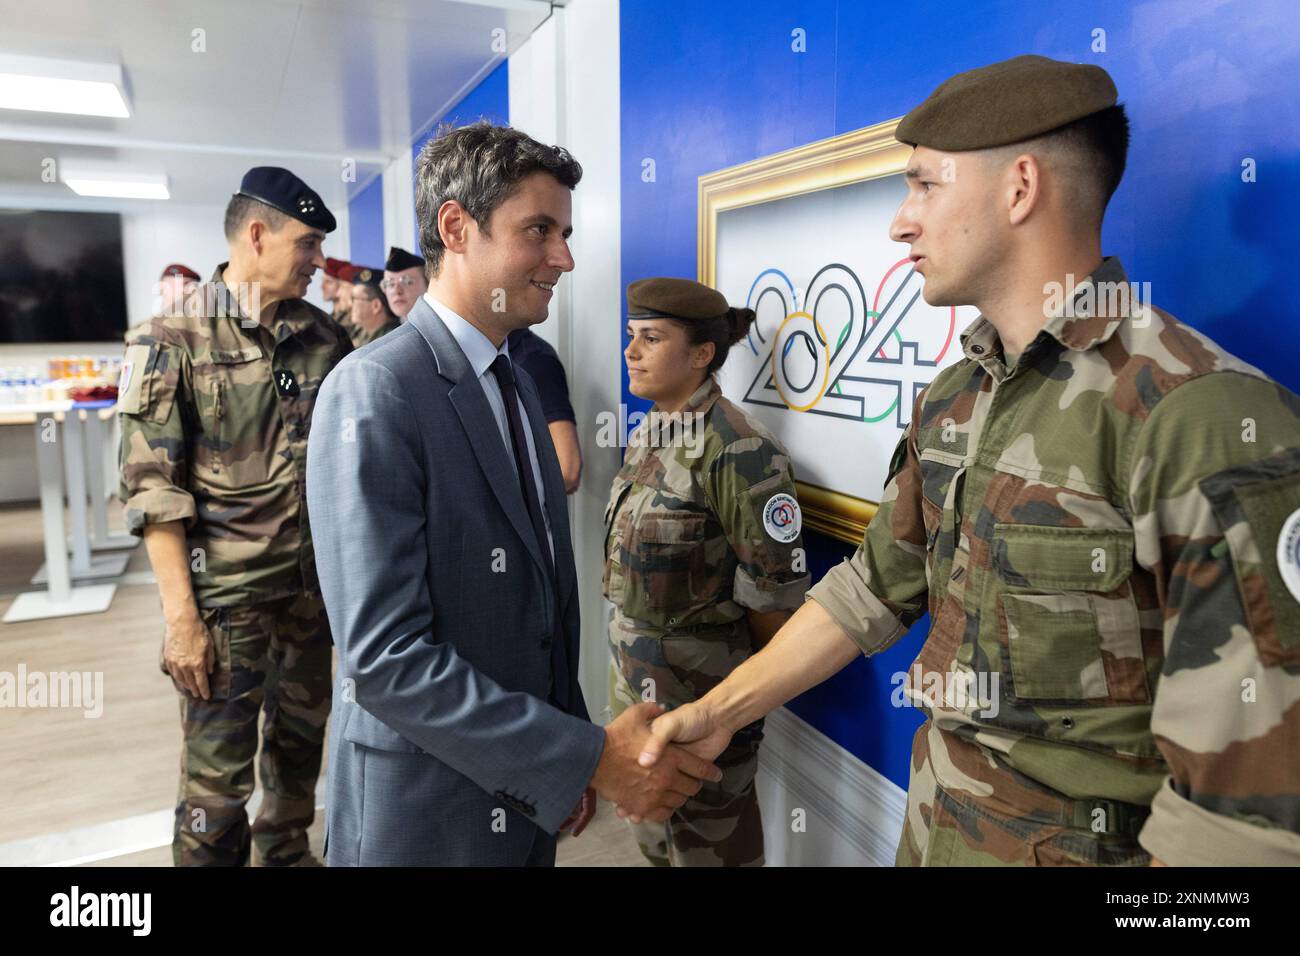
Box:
[306,122,723,866]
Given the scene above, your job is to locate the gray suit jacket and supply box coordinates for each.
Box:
[306,298,605,866]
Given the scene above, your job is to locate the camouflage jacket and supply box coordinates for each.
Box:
[349,315,400,350]
[332,304,356,336]
[603,377,810,637]
[808,257,1300,865]
[118,265,352,607]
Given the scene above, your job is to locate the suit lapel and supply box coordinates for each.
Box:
[407,299,548,583]
[517,371,576,608]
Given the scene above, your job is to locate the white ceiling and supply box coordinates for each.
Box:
[0,0,553,210]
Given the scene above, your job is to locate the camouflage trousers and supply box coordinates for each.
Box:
[608,614,764,867]
[164,591,332,866]
[895,720,1153,866]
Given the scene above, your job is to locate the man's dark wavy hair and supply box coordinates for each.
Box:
[414,121,583,276]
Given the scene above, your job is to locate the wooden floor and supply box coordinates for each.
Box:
[0,500,649,867]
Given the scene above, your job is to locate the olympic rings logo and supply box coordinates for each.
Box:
[738,259,957,427]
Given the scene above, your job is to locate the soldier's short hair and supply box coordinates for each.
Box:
[223,194,291,242]
[414,120,583,277]
[984,104,1130,227]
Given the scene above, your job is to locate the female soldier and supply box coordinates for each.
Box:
[603,277,810,867]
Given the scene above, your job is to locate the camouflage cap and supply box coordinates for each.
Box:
[627,277,729,322]
[896,54,1118,151]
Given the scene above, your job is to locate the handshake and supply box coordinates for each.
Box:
[560,701,732,835]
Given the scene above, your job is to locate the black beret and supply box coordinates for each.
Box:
[627,277,729,321]
[235,166,336,233]
[385,246,425,272]
[895,55,1118,151]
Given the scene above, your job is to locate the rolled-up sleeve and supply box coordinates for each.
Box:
[1128,372,1300,865]
[117,337,195,534]
[807,401,930,656]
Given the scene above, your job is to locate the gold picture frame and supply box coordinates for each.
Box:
[698,117,910,545]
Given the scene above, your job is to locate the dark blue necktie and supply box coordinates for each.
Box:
[488,355,571,707]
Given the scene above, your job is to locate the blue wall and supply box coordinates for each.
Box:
[412,60,510,158]
[347,59,510,263]
[620,0,1300,787]
[347,175,386,269]
[410,61,511,249]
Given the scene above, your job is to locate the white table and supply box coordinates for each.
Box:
[1,400,120,622]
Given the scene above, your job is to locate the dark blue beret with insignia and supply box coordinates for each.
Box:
[351,266,384,291]
[235,166,336,233]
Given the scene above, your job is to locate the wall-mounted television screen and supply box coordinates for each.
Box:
[0,209,127,343]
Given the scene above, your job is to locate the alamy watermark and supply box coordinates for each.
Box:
[891,663,1000,718]
[153,280,262,327]
[594,406,706,459]
[0,665,103,718]
[1043,274,1153,323]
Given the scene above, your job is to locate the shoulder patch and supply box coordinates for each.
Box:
[762,492,801,543]
[117,358,133,395]
[1280,506,1300,603]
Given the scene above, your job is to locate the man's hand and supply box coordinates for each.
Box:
[559,787,597,837]
[163,612,214,700]
[589,702,723,824]
[615,701,734,822]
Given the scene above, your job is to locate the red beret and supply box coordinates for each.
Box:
[324,257,352,279]
[338,264,359,282]
[160,263,200,281]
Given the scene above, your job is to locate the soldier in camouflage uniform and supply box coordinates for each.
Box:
[347,266,401,349]
[321,257,355,337]
[604,278,810,866]
[636,56,1300,866]
[118,166,351,866]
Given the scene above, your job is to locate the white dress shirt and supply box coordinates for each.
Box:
[424,293,554,559]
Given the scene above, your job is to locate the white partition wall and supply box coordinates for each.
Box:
[509,0,622,723]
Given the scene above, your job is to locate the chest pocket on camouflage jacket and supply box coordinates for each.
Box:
[989,524,1150,704]
[194,347,265,483]
[628,510,707,611]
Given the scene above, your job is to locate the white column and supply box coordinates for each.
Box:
[381,149,417,257]
[510,0,622,719]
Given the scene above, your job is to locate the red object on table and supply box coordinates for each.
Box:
[69,385,119,403]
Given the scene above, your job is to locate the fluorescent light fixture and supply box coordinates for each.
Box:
[60,167,169,200]
[0,53,131,118]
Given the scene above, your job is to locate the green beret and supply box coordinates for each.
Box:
[627,277,729,321]
[895,54,1118,151]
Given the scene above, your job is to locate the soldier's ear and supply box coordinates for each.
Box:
[693,341,715,369]
[247,219,265,254]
